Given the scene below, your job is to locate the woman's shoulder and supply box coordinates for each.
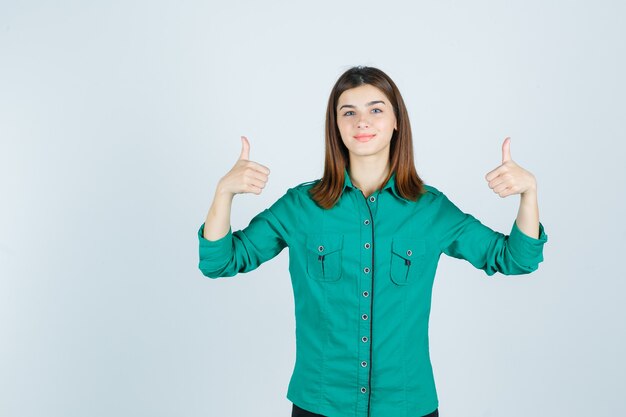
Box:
[293,178,321,189]
[417,184,456,208]
[422,183,444,196]
[284,179,321,197]
[271,179,320,205]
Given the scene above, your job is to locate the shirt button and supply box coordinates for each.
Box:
[362,291,369,297]
[364,219,370,225]
[361,361,368,367]
[369,196,376,203]
[361,387,367,393]
[361,336,368,343]
[364,242,370,249]
[318,245,324,252]
[363,267,370,274]
[406,249,412,256]
[362,314,368,320]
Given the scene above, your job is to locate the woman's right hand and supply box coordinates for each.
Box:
[217,136,271,196]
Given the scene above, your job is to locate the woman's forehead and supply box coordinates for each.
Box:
[337,84,389,107]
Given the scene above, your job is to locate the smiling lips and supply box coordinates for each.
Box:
[354,133,376,142]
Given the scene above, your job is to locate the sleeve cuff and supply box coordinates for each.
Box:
[198,222,233,262]
[507,220,548,266]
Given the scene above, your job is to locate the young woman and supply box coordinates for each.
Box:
[198,66,548,417]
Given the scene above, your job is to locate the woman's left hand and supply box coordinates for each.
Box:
[485,137,537,197]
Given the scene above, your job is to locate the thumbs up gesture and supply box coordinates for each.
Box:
[217,136,271,196]
[485,137,537,198]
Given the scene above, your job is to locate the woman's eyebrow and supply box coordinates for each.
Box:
[338,100,386,110]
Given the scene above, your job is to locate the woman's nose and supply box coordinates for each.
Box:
[357,116,370,128]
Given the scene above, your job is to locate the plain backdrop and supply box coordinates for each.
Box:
[1,1,625,416]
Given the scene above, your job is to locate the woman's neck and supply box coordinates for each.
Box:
[348,159,391,198]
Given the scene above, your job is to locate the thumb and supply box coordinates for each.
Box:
[239,135,250,160]
[501,136,511,163]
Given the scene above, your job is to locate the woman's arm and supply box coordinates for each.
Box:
[517,189,539,239]
[485,137,540,239]
[203,135,270,241]
[203,188,235,241]
[199,135,290,279]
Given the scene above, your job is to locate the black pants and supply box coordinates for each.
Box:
[292,403,439,417]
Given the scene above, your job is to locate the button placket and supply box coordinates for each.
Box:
[358,194,375,409]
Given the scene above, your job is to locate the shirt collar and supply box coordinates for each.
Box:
[343,167,409,202]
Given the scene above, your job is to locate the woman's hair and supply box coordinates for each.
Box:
[309,65,426,209]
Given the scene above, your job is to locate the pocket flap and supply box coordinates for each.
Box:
[391,237,425,260]
[306,234,344,255]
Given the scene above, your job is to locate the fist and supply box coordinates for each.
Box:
[485,137,537,197]
[218,136,271,196]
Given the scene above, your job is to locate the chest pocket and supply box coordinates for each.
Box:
[305,234,344,282]
[390,237,426,285]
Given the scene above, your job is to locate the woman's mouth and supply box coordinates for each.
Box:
[354,134,375,142]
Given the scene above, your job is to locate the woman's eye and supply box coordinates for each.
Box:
[341,108,381,116]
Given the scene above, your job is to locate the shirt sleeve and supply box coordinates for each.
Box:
[436,191,548,276]
[197,188,295,278]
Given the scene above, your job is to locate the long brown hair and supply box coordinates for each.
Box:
[309,66,425,209]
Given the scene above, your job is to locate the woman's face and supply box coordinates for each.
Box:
[336,84,397,161]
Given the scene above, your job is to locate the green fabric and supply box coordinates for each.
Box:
[197,168,548,417]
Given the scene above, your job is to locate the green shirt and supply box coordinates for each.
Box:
[197,168,548,417]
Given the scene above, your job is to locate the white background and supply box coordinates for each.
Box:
[1,1,625,416]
